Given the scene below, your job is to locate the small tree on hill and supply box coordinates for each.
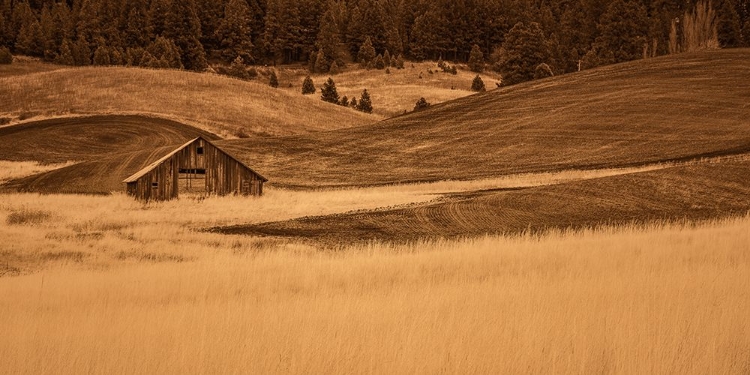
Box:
[356,89,373,113]
[468,44,484,72]
[395,54,405,69]
[301,75,316,94]
[471,75,486,92]
[357,36,376,66]
[269,70,279,88]
[93,45,111,65]
[320,77,340,103]
[229,56,250,79]
[350,96,357,108]
[414,97,430,111]
[314,49,328,73]
[383,50,391,67]
[339,95,349,106]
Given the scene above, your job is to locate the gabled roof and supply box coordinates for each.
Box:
[123,136,268,183]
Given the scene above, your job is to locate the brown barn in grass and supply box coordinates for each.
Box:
[123,137,267,201]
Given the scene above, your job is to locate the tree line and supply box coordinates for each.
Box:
[1,0,748,83]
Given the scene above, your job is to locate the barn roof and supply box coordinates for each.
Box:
[122,137,268,183]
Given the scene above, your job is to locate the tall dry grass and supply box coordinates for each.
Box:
[0,215,748,374]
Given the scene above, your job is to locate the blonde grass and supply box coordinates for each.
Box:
[0,215,748,374]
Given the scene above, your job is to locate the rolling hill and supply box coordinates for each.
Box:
[214,159,750,243]
[0,65,377,137]
[218,49,750,188]
[3,49,750,195]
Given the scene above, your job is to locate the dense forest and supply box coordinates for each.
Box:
[1,0,748,80]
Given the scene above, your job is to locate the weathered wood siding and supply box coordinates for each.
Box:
[126,138,265,201]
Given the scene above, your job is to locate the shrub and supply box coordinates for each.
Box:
[414,97,431,111]
[471,75,486,92]
[0,47,13,64]
[385,67,390,74]
[269,70,279,88]
[320,77,340,103]
[301,75,316,94]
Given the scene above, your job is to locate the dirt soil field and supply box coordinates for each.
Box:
[214,159,750,244]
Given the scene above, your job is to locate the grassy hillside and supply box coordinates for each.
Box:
[279,61,501,118]
[0,65,376,137]
[219,49,750,188]
[215,159,750,243]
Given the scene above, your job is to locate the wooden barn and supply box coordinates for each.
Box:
[123,137,267,201]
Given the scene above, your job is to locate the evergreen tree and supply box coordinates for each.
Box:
[717,0,742,47]
[350,96,357,108]
[120,0,149,48]
[743,20,750,46]
[468,44,484,72]
[0,45,11,64]
[54,38,74,65]
[591,0,650,65]
[110,47,124,65]
[147,37,183,69]
[320,77,339,103]
[269,70,279,87]
[413,97,430,111]
[471,75,485,92]
[374,53,385,69]
[147,0,169,40]
[383,49,391,67]
[356,88,372,113]
[339,95,348,106]
[93,45,111,65]
[73,35,91,65]
[356,36,376,66]
[217,0,254,63]
[314,49,328,73]
[263,0,302,64]
[15,18,43,56]
[301,75,316,94]
[395,54,405,69]
[228,56,249,79]
[163,0,207,71]
[329,60,340,74]
[495,22,551,86]
[315,3,342,67]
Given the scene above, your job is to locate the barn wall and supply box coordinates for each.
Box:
[126,138,264,201]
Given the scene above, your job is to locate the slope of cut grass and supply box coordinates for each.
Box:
[220,49,750,188]
[0,65,377,137]
[217,159,750,243]
[1,213,748,374]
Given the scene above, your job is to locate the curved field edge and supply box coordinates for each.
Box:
[0,66,377,137]
[213,160,750,244]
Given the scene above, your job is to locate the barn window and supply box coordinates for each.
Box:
[196,147,204,155]
[152,182,158,188]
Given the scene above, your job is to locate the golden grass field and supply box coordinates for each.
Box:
[1,50,749,374]
[0,186,748,373]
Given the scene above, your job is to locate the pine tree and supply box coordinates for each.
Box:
[413,97,430,111]
[217,0,254,63]
[93,45,111,65]
[395,54,405,69]
[73,35,91,66]
[591,0,650,64]
[147,37,184,69]
[229,56,250,79]
[316,4,342,68]
[357,36,376,66]
[350,96,357,108]
[717,0,742,47]
[356,88,372,113]
[374,53,385,69]
[468,44,484,72]
[0,46,11,64]
[269,70,279,87]
[339,95,348,106]
[320,77,339,103]
[314,49,328,73]
[302,75,316,94]
[54,38,74,65]
[495,22,551,86]
[743,20,750,47]
[263,0,302,64]
[163,0,208,71]
[329,60,340,74]
[120,0,149,48]
[471,75,485,92]
[383,49,391,67]
[15,19,44,57]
